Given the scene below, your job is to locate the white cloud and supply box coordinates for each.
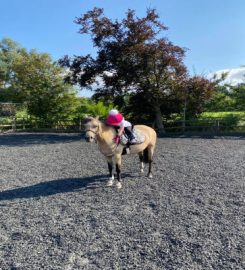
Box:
[209,67,245,85]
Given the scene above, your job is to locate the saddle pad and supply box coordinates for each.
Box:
[120,128,145,145]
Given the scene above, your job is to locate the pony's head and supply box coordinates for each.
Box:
[84,116,100,143]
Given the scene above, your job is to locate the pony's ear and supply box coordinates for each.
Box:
[95,116,100,120]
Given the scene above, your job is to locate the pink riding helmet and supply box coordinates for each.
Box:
[106,109,124,126]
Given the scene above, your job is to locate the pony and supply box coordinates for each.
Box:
[84,117,157,189]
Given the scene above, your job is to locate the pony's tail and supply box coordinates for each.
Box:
[143,148,149,163]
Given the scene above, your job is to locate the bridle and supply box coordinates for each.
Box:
[84,124,99,142]
[84,120,120,156]
[85,129,98,135]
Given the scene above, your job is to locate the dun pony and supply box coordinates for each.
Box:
[84,117,157,189]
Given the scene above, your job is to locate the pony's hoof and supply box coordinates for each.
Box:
[106,179,114,187]
[140,169,144,174]
[116,182,122,189]
[148,173,153,178]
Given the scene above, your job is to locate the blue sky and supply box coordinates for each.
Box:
[1,0,245,76]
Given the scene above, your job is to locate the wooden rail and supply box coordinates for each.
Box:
[0,118,83,132]
[163,118,245,134]
[0,117,245,134]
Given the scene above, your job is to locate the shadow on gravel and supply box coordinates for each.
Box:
[0,133,84,147]
[0,133,244,147]
[0,175,107,201]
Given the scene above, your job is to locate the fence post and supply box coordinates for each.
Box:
[215,119,220,133]
[35,119,38,129]
[12,117,16,132]
[79,118,82,131]
[22,118,25,130]
[182,120,186,133]
[182,107,186,133]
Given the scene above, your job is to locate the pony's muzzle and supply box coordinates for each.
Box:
[85,135,94,142]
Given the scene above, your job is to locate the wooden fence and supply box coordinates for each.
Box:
[162,118,245,134]
[0,117,245,135]
[0,118,83,133]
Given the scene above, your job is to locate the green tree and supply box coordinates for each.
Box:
[60,8,188,133]
[230,84,245,111]
[12,50,78,120]
[0,38,78,121]
[204,85,235,112]
[180,76,217,118]
[0,38,26,100]
[75,98,113,119]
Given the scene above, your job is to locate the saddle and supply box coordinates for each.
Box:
[120,127,145,145]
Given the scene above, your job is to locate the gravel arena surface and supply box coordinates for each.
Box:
[0,133,244,270]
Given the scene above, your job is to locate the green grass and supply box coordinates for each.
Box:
[164,112,245,133]
[199,112,245,127]
[0,117,13,125]
[200,111,245,119]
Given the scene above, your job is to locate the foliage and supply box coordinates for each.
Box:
[121,91,182,124]
[200,111,245,119]
[75,98,113,119]
[0,38,79,122]
[180,76,218,118]
[204,85,234,111]
[15,105,29,119]
[204,81,245,112]
[0,116,12,125]
[59,8,219,131]
[200,111,245,129]
[59,8,190,131]
[229,84,245,111]
[0,38,26,89]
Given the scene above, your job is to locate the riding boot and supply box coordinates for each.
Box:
[124,127,136,145]
[126,142,130,154]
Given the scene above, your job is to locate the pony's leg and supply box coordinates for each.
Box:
[115,154,122,189]
[139,152,144,174]
[106,156,114,186]
[147,146,155,178]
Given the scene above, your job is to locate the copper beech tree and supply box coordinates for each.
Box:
[60,8,215,132]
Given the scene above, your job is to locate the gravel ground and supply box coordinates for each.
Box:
[0,133,244,270]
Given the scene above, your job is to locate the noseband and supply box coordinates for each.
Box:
[85,125,99,142]
[86,129,98,135]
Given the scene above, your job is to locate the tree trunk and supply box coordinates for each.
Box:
[154,105,165,135]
